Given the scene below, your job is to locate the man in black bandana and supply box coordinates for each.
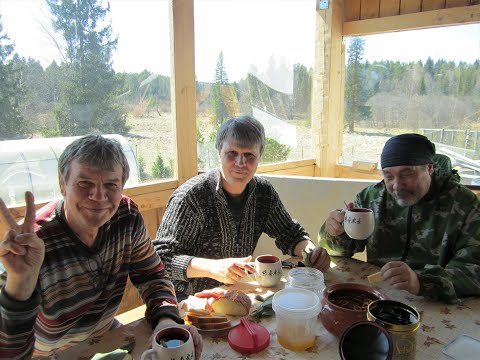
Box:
[319,133,480,303]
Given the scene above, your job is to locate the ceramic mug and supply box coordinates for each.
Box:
[255,254,282,287]
[343,208,375,240]
[141,326,195,360]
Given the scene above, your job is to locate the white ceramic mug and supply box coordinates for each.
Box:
[141,326,194,360]
[255,254,282,287]
[343,208,375,240]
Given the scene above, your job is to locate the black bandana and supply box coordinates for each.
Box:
[381,133,435,169]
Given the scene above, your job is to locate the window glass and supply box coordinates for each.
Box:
[0,0,174,207]
[194,0,316,169]
[342,24,480,185]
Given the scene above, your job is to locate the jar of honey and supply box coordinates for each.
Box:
[272,288,321,351]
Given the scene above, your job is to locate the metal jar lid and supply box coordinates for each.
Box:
[367,300,420,332]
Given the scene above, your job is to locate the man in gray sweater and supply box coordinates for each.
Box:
[154,115,330,297]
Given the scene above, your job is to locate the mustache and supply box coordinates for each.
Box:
[393,190,415,198]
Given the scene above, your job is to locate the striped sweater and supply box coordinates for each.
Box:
[153,169,310,295]
[0,196,182,359]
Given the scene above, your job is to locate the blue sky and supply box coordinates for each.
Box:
[1,0,479,83]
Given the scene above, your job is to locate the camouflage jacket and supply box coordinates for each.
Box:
[319,171,480,304]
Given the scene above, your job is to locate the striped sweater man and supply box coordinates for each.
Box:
[0,197,182,358]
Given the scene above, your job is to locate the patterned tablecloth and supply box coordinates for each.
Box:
[55,257,480,359]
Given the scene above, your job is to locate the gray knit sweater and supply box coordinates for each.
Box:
[153,169,310,295]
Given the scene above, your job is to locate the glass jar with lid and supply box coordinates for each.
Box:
[286,267,325,300]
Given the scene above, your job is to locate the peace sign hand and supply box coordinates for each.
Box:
[0,191,45,301]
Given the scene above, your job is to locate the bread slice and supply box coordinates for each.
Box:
[186,313,229,324]
[211,290,252,316]
[194,320,232,330]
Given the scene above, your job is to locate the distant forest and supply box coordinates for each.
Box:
[1,1,479,142]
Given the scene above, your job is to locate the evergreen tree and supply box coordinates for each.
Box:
[0,17,29,140]
[211,52,230,125]
[418,75,427,95]
[293,63,312,118]
[46,0,129,135]
[344,37,371,132]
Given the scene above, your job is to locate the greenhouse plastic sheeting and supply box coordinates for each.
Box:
[0,135,139,207]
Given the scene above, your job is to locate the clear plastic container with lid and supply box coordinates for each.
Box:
[286,267,325,300]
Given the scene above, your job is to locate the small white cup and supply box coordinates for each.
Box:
[255,254,282,287]
[141,326,194,360]
[343,208,375,240]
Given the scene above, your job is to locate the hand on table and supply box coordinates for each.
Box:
[325,202,353,236]
[154,319,203,360]
[0,191,45,301]
[381,261,420,295]
[211,256,256,284]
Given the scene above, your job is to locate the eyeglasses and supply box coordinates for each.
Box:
[87,256,106,292]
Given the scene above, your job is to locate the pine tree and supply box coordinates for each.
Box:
[46,0,129,135]
[211,52,230,125]
[344,37,371,132]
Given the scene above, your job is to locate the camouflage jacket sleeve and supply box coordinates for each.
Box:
[416,198,480,304]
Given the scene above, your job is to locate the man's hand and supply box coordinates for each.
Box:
[295,241,330,272]
[154,319,203,360]
[0,191,45,301]
[381,261,420,295]
[188,256,256,285]
[309,246,331,272]
[325,202,353,236]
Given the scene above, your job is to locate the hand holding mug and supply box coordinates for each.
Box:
[342,207,375,240]
[141,326,195,360]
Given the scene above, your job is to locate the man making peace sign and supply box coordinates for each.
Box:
[0,135,202,359]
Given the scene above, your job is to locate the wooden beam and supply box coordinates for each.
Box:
[380,0,400,17]
[312,1,344,177]
[344,0,361,21]
[170,0,198,185]
[400,0,422,14]
[343,4,480,35]
[422,0,447,11]
[445,0,471,7]
[257,159,315,173]
[361,0,380,19]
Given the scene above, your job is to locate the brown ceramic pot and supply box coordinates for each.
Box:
[319,282,386,337]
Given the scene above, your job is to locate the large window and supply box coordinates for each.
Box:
[0,0,174,207]
[342,24,480,184]
[194,0,316,170]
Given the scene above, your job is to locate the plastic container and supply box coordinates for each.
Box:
[286,267,325,300]
[272,288,321,351]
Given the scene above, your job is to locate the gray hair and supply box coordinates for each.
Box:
[215,115,266,155]
[58,135,130,186]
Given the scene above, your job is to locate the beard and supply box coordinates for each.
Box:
[393,190,420,207]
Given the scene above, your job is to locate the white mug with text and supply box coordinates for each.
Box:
[343,208,375,240]
[255,254,283,287]
[141,326,194,360]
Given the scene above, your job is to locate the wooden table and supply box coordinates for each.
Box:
[54,257,480,359]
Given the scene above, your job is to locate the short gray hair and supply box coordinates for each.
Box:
[58,135,130,186]
[215,115,266,155]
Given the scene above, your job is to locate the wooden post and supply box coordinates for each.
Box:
[170,0,198,185]
[440,129,444,144]
[312,0,344,177]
